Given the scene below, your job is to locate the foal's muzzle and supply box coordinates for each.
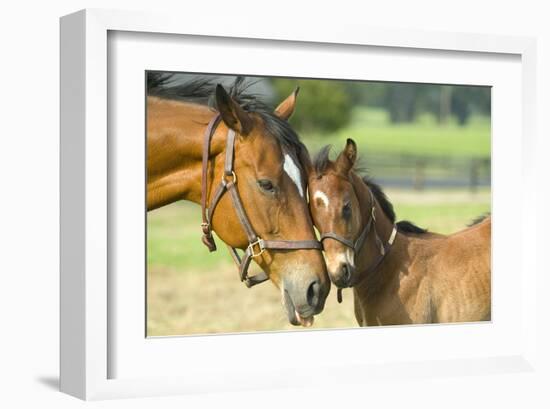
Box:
[331,262,356,288]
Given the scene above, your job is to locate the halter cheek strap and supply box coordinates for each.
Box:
[319,187,398,299]
[200,114,223,251]
[200,114,323,288]
[320,215,372,254]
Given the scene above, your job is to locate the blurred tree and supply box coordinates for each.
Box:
[344,81,386,106]
[451,86,491,125]
[385,83,423,123]
[271,78,352,133]
[381,83,491,126]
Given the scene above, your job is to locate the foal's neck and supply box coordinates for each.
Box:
[146,98,228,210]
[350,173,407,297]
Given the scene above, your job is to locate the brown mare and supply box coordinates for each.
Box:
[307,139,491,326]
[146,75,329,326]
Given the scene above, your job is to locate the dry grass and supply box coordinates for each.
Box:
[147,265,356,336]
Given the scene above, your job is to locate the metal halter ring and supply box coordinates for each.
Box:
[222,170,237,184]
[248,238,266,258]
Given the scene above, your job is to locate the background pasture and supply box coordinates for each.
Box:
[147,75,491,336]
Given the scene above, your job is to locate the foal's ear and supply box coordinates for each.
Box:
[215,84,253,135]
[335,138,357,175]
[274,86,299,120]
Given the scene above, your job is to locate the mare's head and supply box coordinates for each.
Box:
[211,80,330,326]
[307,139,369,288]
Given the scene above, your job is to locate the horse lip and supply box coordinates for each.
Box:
[283,289,300,326]
[284,289,317,325]
[294,306,315,318]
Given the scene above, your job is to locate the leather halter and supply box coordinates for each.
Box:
[200,114,323,288]
[319,187,397,300]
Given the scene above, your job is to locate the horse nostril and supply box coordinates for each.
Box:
[342,264,351,284]
[306,280,320,308]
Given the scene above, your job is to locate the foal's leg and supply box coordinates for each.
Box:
[353,289,365,326]
[410,279,434,324]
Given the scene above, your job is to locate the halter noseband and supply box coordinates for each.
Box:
[200,114,323,288]
[319,187,397,298]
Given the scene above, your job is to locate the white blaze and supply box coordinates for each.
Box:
[283,154,304,197]
[313,191,330,208]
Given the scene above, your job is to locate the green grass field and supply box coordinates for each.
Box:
[302,108,491,158]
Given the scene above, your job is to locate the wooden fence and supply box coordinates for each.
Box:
[363,153,491,191]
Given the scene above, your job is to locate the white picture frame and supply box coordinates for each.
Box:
[60,8,539,400]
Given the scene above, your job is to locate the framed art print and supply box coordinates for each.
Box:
[144,71,491,337]
[60,9,539,400]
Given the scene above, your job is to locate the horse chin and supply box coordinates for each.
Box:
[283,289,315,327]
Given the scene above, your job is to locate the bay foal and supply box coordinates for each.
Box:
[308,139,491,326]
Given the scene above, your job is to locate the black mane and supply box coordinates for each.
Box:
[363,177,427,235]
[147,72,308,169]
[468,213,491,227]
[313,145,333,176]
[312,145,427,235]
[147,72,270,112]
[396,220,428,234]
[362,176,396,223]
[147,72,176,93]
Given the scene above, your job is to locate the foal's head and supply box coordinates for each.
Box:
[212,84,330,326]
[308,139,371,288]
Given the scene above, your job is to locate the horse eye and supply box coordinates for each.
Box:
[342,202,352,219]
[257,179,275,193]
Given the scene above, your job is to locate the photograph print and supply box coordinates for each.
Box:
[146,72,491,336]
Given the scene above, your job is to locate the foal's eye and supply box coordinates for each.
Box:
[342,202,352,219]
[257,179,276,193]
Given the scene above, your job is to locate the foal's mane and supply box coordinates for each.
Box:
[313,145,427,235]
[468,213,491,227]
[147,72,309,170]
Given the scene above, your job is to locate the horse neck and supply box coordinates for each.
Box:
[146,98,228,210]
[350,173,410,298]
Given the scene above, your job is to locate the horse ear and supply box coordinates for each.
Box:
[215,84,253,135]
[274,86,299,120]
[335,138,357,175]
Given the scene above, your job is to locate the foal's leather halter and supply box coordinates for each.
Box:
[320,187,397,300]
[200,114,323,288]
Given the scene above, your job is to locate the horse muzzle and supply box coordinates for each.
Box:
[329,262,356,288]
[282,274,327,327]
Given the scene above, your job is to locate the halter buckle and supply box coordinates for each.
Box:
[201,222,211,235]
[248,238,266,258]
[222,170,237,184]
